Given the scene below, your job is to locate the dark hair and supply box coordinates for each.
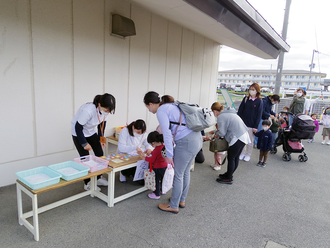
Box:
[127,119,146,136]
[93,93,116,113]
[144,91,160,105]
[311,113,317,118]
[262,120,271,126]
[270,94,280,103]
[247,83,262,99]
[324,107,330,115]
[283,106,289,111]
[147,131,164,144]
[143,91,174,106]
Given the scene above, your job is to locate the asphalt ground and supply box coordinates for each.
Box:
[1,130,330,248]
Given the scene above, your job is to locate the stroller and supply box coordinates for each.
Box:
[271,112,316,162]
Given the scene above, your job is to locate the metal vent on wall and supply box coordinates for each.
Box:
[111,14,136,38]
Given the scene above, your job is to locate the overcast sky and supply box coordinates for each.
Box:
[219,0,330,78]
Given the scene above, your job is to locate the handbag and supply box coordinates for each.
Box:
[209,137,229,152]
[144,161,156,191]
[162,163,174,194]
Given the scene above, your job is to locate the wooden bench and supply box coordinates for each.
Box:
[16,167,112,241]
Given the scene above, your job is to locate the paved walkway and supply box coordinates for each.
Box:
[1,131,330,248]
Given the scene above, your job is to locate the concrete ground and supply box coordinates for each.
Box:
[1,131,330,248]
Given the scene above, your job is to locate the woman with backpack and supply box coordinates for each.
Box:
[143,91,203,214]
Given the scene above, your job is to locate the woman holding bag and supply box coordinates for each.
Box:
[144,92,202,214]
[215,106,250,184]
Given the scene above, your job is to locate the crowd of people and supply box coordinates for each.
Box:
[69,85,329,214]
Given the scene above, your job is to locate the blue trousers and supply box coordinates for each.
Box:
[169,131,202,209]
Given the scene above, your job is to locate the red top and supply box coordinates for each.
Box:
[145,145,167,169]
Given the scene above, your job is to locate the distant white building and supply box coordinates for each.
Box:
[218,70,327,90]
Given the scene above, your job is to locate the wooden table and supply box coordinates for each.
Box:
[105,136,118,155]
[16,167,112,241]
[107,154,147,207]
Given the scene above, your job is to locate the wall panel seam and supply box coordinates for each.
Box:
[28,0,37,157]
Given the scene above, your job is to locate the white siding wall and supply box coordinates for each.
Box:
[0,0,220,187]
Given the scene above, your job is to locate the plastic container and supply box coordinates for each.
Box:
[115,126,125,140]
[73,155,109,172]
[48,161,90,181]
[16,166,62,190]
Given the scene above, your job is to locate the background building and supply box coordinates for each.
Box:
[218,69,327,90]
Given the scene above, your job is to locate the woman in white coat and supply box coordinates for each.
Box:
[117,119,153,182]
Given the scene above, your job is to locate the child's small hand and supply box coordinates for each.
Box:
[139,154,146,160]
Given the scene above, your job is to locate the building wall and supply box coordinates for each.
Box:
[0,0,220,187]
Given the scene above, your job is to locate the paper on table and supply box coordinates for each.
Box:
[25,173,52,184]
[111,159,124,163]
[133,160,149,181]
[57,167,80,175]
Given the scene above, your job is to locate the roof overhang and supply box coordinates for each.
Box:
[128,0,290,59]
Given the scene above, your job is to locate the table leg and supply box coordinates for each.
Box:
[16,183,23,226]
[32,194,39,241]
[108,170,115,207]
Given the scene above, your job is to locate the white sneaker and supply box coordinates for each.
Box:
[213,165,221,171]
[239,154,245,160]
[97,176,108,186]
[119,172,126,183]
[327,141,330,145]
[243,155,251,162]
[322,141,326,145]
[84,181,101,191]
[210,163,217,168]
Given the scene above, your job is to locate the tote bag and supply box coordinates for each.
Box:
[209,138,229,153]
[144,161,156,191]
[162,163,174,194]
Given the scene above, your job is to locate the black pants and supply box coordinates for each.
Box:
[72,134,103,184]
[195,149,205,163]
[224,140,245,180]
[154,167,167,196]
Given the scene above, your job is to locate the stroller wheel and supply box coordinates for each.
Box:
[298,155,304,162]
[273,147,277,154]
[282,154,289,161]
[304,155,308,162]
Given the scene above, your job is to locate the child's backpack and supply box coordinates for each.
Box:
[170,101,216,132]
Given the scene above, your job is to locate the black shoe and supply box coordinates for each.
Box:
[256,161,263,167]
[218,173,234,181]
[216,177,233,184]
[261,162,266,168]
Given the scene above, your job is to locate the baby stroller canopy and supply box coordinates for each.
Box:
[290,114,316,140]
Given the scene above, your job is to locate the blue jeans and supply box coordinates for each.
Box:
[169,131,202,209]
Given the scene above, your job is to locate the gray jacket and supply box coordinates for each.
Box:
[216,107,248,144]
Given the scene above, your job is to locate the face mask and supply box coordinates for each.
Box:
[271,101,275,105]
[297,92,302,97]
[134,132,142,138]
[100,110,109,117]
[326,111,330,114]
[262,127,269,131]
[249,90,256,96]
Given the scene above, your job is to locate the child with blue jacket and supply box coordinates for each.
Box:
[253,120,273,168]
